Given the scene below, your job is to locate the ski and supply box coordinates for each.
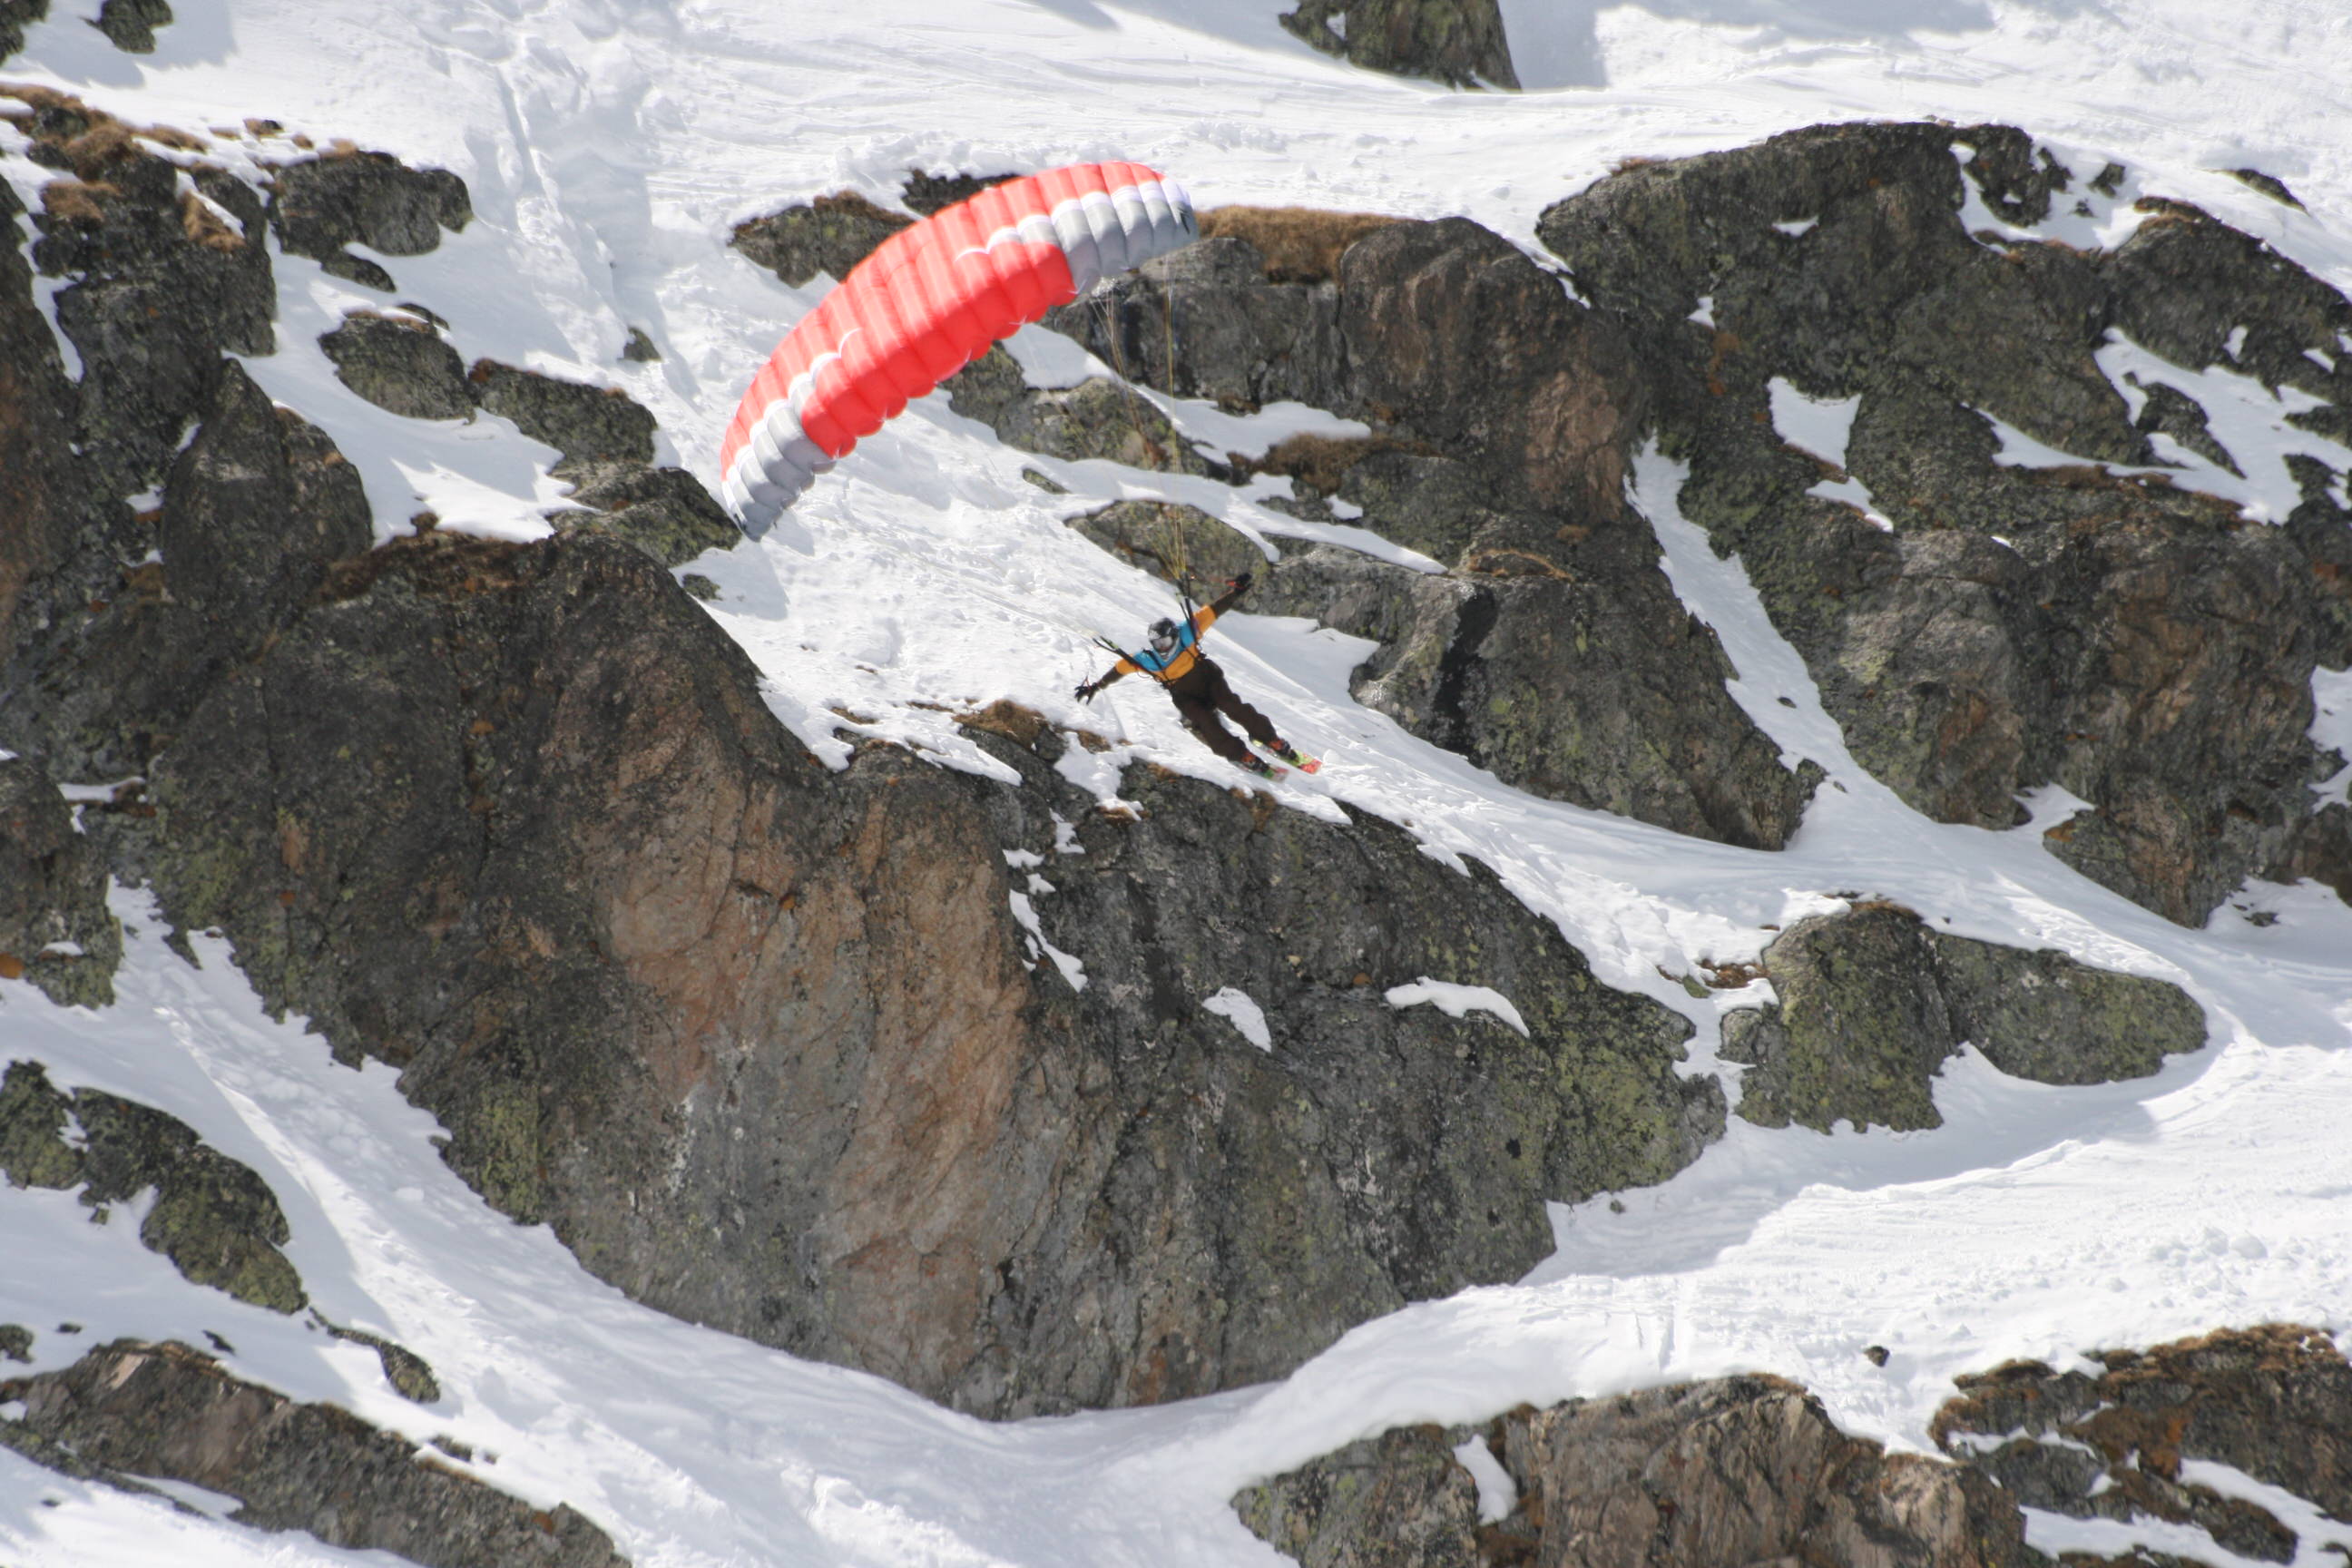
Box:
[1253,740,1322,775]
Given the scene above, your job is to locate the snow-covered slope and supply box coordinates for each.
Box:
[5,1,2352,1563]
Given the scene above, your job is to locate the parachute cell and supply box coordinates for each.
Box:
[720,162,1199,535]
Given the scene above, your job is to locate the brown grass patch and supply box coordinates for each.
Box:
[1198,205,1403,284]
[40,180,115,226]
[1240,431,1433,494]
[180,190,244,251]
[955,698,1047,750]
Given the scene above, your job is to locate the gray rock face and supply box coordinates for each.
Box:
[0,1339,625,1568]
[1239,1326,2352,1568]
[1279,0,1517,89]
[106,527,1716,1416]
[93,0,171,52]
[1050,219,1819,849]
[468,358,656,465]
[7,88,275,509]
[8,358,374,780]
[1240,1374,2033,1568]
[320,310,472,418]
[1936,1325,2352,1558]
[944,344,1224,477]
[0,1061,306,1312]
[0,760,122,1006]
[1720,902,2208,1132]
[313,311,726,564]
[269,148,471,290]
[730,190,911,288]
[1535,122,2352,924]
[0,0,48,64]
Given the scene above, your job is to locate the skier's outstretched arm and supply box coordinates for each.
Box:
[1194,571,1255,634]
[1075,660,1136,703]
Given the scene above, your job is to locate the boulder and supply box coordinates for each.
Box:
[1720,902,2208,1132]
[0,1061,305,1312]
[0,1339,625,1568]
[730,190,911,288]
[319,310,472,418]
[93,0,171,52]
[268,148,471,290]
[1279,0,1516,89]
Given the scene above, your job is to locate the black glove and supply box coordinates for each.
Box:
[1230,571,1254,594]
[1074,680,1097,703]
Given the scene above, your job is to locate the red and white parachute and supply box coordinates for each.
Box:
[720,162,1198,534]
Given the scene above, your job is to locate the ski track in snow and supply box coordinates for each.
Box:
[6,0,2352,1563]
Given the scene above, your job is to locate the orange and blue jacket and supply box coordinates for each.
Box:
[1096,587,1244,691]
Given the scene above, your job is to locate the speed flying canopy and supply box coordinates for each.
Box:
[720,162,1199,535]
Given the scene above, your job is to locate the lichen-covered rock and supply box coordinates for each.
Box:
[7,87,275,508]
[268,148,471,289]
[1720,901,2208,1131]
[0,1061,307,1311]
[1,0,49,64]
[944,344,1222,475]
[320,310,472,418]
[324,1321,443,1405]
[122,527,1716,1416]
[1066,500,1266,592]
[548,460,738,568]
[0,1339,626,1568]
[0,172,98,671]
[1935,1325,2352,1559]
[0,760,122,1006]
[1234,1425,1485,1568]
[902,169,1016,216]
[1718,904,1955,1132]
[1240,1374,2037,1568]
[1279,0,1516,89]
[468,358,656,465]
[0,1323,29,1362]
[11,358,374,781]
[730,190,911,288]
[93,0,171,52]
[1534,121,2352,924]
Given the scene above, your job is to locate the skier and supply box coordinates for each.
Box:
[1074,573,1315,779]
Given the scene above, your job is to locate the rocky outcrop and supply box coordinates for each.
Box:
[1935,1324,2352,1551]
[1050,219,1820,848]
[0,1061,306,1311]
[1279,0,1517,90]
[3,87,273,511]
[1239,1325,2352,1568]
[1535,122,2352,924]
[93,0,171,52]
[730,190,911,288]
[320,309,472,417]
[1719,901,2209,1132]
[0,1339,626,1568]
[0,759,122,1005]
[1,0,47,63]
[7,357,374,779]
[268,147,471,291]
[1240,1375,2034,1568]
[315,310,731,565]
[109,525,1716,1416]
[944,344,1223,476]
